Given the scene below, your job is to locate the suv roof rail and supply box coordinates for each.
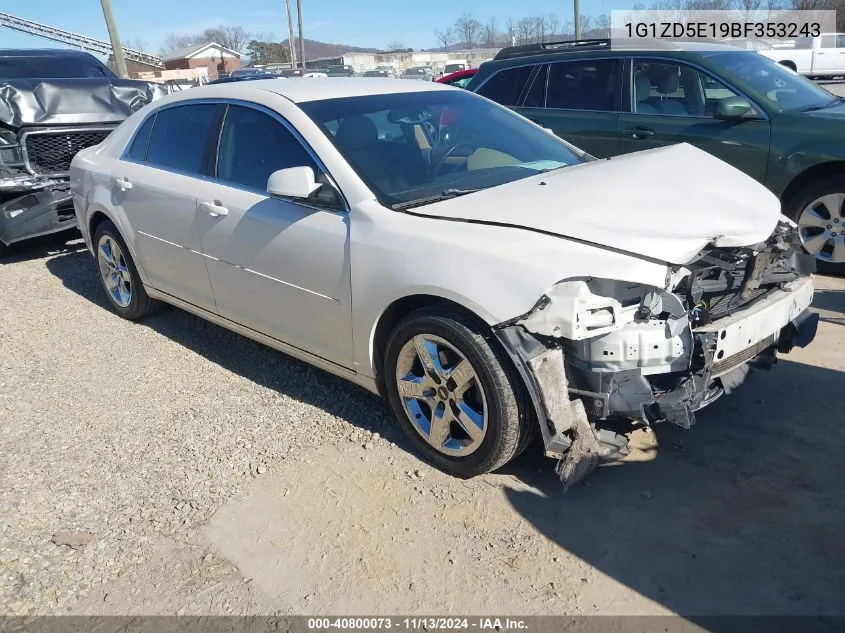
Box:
[492,37,683,60]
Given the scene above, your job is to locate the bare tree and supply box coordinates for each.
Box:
[219,25,251,52]
[505,17,517,45]
[547,14,560,38]
[159,33,201,57]
[595,13,612,30]
[484,17,498,47]
[454,13,483,48]
[435,28,454,51]
[579,14,594,35]
[124,37,148,52]
[386,40,406,52]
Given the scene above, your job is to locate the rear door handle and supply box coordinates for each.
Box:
[199,200,229,217]
[623,127,655,139]
[113,176,132,191]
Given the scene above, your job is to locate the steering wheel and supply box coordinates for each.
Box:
[432,143,476,176]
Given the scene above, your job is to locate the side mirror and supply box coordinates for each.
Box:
[267,166,322,200]
[714,96,753,120]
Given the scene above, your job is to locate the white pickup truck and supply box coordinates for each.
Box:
[759,33,845,78]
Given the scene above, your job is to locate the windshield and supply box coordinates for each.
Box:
[0,55,115,80]
[300,90,587,208]
[705,50,836,111]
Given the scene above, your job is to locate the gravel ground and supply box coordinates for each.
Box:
[0,234,396,614]
[1,232,844,616]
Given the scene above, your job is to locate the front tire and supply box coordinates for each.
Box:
[383,306,535,478]
[93,220,159,319]
[785,175,845,274]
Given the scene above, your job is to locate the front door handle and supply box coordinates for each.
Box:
[113,176,132,191]
[623,127,656,139]
[199,200,229,217]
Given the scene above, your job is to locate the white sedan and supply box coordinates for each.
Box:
[70,78,817,486]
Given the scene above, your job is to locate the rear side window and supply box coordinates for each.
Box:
[216,105,318,191]
[145,104,218,174]
[546,59,620,112]
[476,65,533,106]
[126,114,155,161]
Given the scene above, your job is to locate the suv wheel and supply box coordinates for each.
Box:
[94,220,158,320]
[786,175,845,274]
[383,306,535,477]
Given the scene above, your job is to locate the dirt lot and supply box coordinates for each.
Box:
[1,233,844,617]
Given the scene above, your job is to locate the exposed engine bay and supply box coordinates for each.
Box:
[494,220,819,489]
[0,50,164,247]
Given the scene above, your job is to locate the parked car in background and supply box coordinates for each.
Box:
[363,69,391,78]
[327,65,355,77]
[444,60,469,75]
[0,48,162,249]
[436,67,478,88]
[206,72,281,85]
[229,67,270,78]
[276,68,305,78]
[375,65,397,77]
[760,33,845,77]
[70,78,817,487]
[401,66,434,81]
[468,38,845,269]
[720,38,775,51]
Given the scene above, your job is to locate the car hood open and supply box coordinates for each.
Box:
[407,143,782,265]
[0,79,163,127]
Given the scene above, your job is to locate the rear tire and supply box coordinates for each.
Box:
[784,175,845,275]
[383,305,535,477]
[93,220,159,320]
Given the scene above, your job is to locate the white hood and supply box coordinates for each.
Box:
[411,143,781,265]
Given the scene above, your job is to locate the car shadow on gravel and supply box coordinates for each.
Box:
[500,360,845,618]
[0,229,85,265]
[813,288,845,326]
[44,249,411,446]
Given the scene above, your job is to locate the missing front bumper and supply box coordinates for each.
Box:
[0,186,75,246]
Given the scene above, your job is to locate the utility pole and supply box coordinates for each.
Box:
[99,0,128,78]
[574,0,582,40]
[296,0,305,68]
[284,0,297,67]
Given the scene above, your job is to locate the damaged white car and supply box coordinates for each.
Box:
[70,79,818,486]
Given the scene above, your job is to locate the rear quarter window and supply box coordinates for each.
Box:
[476,65,534,106]
[126,114,156,161]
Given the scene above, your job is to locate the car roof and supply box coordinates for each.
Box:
[0,47,98,58]
[163,77,453,105]
[488,38,739,64]
[437,68,478,83]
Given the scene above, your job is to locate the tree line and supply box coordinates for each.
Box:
[435,0,845,50]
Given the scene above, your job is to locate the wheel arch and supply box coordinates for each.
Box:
[370,294,495,396]
[86,206,149,283]
[780,161,845,212]
[779,60,797,72]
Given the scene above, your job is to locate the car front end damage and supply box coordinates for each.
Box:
[494,220,819,488]
[0,78,163,248]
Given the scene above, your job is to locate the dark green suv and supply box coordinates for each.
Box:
[467,39,845,269]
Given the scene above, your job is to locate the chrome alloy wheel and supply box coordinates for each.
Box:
[395,334,488,457]
[97,235,132,308]
[798,193,845,263]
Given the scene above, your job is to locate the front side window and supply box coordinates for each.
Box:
[300,90,587,209]
[546,59,621,111]
[145,104,218,174]
[704,50,837,111]
[632,60,745,117]
[216,105,317,191]
[476,65,533,106]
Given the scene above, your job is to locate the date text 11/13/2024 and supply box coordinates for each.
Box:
[307,618,528,630]
[624,20,822,39]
